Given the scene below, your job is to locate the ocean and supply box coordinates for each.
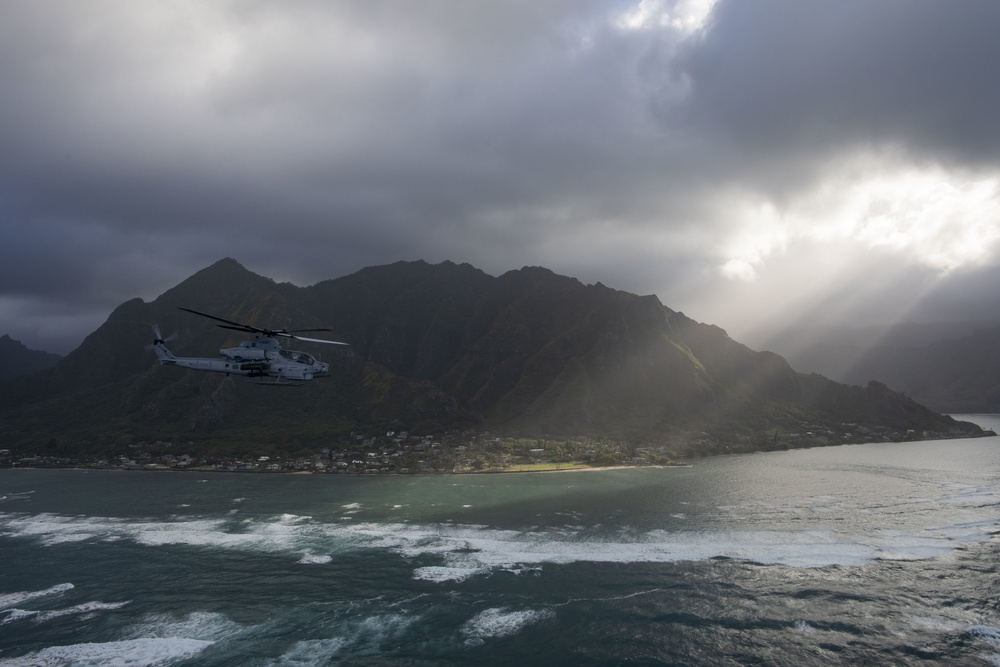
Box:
[2,415,999,666]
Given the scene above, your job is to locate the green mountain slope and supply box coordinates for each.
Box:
[0,258,983,457]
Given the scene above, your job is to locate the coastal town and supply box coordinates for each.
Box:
[1,421,983,474]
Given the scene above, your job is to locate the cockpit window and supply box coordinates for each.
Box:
[279,350,314,364]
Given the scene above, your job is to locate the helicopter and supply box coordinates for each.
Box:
[149,308,349,385]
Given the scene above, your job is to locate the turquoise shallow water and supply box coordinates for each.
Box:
[2,416,999,665]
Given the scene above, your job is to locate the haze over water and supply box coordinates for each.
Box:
[2,415,999,666]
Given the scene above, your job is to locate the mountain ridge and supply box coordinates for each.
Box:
[778,324,1000,413]
[0,258,983,457]
[0,334,62,381]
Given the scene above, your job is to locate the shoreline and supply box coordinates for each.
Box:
[0,463,660,476]
[4,426,994,478]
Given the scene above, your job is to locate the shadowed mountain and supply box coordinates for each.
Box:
[776,324,1000,413]
[0,335,62,381]
[0,258,983,457]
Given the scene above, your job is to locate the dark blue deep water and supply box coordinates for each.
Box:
[2,415,999,666]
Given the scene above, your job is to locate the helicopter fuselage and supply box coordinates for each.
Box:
[153,336,329,382]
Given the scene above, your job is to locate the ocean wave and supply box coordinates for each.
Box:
[297,551,332,564]
[967,625,1000,647]
[0,601,129,626]
[271,638,347,665]
[0,637,213,667]
[359,520,1000,578]
[966,625,1000,666]
[793,620,817,634]
[0,583,74,609]
[461,607,554,643]
[2,506,997,582]
[968,626,1000,639]
[257,613,418,666]
[124,611,247,642]
[413,565,488,583]
[0,491,33,504]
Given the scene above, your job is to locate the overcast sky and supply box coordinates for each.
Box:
[3,0,1000,354]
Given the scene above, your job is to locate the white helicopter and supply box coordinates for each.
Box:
[150,308,349,384]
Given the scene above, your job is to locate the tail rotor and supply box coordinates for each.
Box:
[146,325,178,353]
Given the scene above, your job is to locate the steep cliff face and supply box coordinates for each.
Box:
[306,263,733,434]
[0,258,979,453]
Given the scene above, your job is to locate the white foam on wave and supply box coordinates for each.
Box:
[968,626,1000,646]
[124,610,247,642]
[0,609,39,625]
[0,583,74,609]
[413,565,487,583]
[345,613,416,647]
[1,601,129,626]
[937,484,997,506]
[907,614,966,632]
[74,512,355,559]
[966,626,1000,666]
[263,614,417,666]
[4,492,998,582]
[344,518,1000,580]
[298,551,332,564]
[969,626,1000,637]
[0,513,111,546]
[271,637,347,665]
[12,509,979,577]
[0,512,341,556]
[0,637,212,667]
[462,607,553,643]
[368,523,868,570]
[793,620,817,634]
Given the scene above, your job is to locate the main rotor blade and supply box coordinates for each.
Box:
[292,335,350,346]
[179,307,346,343]
[178,308,262,333]
[216,324,259,334]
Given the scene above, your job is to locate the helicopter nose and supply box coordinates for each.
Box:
[320,363,329,374]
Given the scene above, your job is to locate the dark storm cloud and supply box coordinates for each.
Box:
[669,0,1000,192]
[1,0,999,354]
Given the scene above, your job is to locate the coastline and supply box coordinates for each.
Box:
[0,462,657,476]
[4,420,994,477]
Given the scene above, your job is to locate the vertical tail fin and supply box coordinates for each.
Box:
[148,325,177,363]
[152,341,176,363]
